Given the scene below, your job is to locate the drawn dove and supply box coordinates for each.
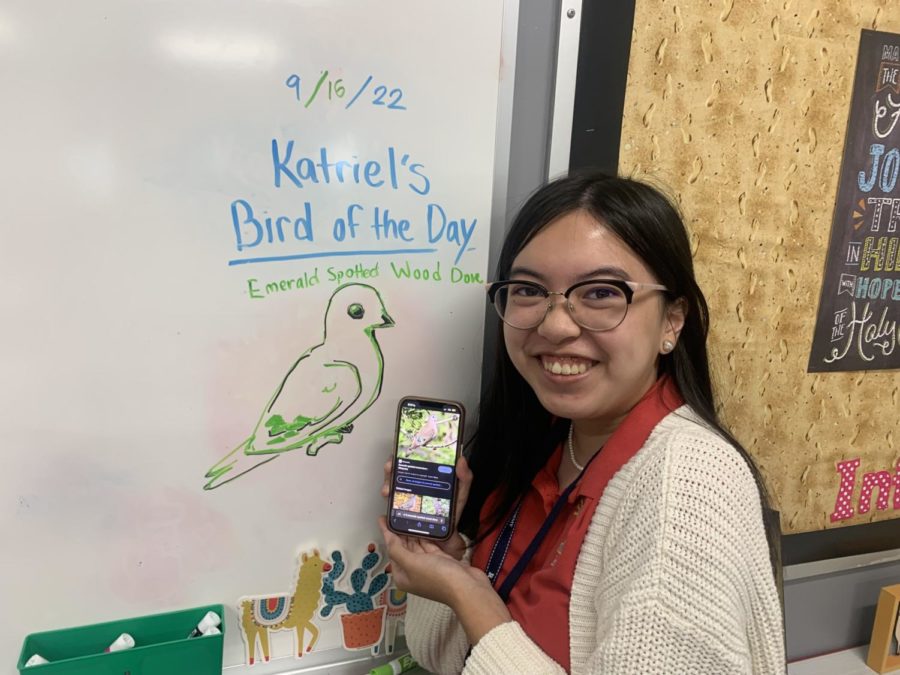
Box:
[203,283,394,490]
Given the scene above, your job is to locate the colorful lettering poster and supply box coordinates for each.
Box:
[808,29,900,372]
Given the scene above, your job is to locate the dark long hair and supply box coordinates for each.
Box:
[460,172,781,578]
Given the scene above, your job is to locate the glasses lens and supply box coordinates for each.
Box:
[493,282,547,328]
[569,282,628,330]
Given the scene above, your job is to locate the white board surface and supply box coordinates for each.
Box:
[0,1,507,669]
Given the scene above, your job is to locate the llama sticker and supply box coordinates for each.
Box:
[373,587,407,656]
[204,283,394,489]
[238,550,332,665]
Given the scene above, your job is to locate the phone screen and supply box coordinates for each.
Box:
[388,397,464,540]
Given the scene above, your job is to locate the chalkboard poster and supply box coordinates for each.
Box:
[808,29,900,372]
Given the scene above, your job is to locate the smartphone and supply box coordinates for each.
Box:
[387,396,465,541]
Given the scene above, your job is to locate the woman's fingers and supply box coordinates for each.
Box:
[419,539,444,554]
[453,455,473,525]
[380,516,412,553]
[379,516,462,600]
[379,518,418,574]
[381,458,393,498]
[377,517,410,588]
[378,515,393,542]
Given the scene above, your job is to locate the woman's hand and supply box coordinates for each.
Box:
[378,516,492,603]
[381,455,474,560]
[379,454,511,643]
[378,516,511,645]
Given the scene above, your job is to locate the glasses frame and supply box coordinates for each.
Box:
[485,278,670,331]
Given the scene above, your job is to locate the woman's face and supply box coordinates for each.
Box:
[503,210,683,432]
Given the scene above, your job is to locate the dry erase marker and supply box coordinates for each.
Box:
[24,653,49,667]
[202,625,221,636]
[188,610,221,637]
[370,652,417,675]
[105,632,135,652]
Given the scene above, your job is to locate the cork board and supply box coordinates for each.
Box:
[620,1,900,534]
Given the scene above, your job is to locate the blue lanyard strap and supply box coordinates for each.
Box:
[484,498,522,584]
[483,451,597,603]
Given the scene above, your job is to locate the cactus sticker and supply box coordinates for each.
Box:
[320,543,391,653]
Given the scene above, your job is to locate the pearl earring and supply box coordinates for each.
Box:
[662,340,674,353]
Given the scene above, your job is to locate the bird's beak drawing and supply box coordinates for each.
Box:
[378,311,396,328]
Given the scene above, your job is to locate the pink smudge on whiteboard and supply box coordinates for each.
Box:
[106,486,236,604]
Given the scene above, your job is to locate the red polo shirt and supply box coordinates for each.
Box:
[470,377,683,672]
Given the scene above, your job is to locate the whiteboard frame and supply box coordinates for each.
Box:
[547,0,582,178]
[487,0,521,277]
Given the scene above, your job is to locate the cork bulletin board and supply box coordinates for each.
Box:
[618,1,900,534]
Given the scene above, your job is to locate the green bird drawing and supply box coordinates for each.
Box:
[204,283,395,489]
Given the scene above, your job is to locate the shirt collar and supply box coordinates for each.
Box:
[576,375,684,500]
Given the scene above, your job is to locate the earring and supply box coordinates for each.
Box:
[662,340,674,353]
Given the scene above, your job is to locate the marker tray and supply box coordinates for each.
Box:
[17,603,224,675]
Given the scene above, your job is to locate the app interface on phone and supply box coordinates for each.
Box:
[390,399,461,538]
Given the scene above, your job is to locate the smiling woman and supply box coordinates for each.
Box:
[494,213,681,432]
[378,172,787,675]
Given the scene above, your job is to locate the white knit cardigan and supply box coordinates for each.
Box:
[404,407,786,674]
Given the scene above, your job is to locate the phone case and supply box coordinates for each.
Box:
[387,396,465,541]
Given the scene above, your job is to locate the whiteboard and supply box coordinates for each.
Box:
[0,1,509,669]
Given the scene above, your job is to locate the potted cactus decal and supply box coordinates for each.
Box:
[320,543,391,652]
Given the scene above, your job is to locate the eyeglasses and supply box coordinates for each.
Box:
[486,279,669,331]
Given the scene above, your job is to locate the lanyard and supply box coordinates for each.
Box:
[483,449,598,603]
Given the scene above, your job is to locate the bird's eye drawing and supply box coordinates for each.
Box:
[347,303,365,319]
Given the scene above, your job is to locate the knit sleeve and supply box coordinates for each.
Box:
[572,422,786,675]
[462,621,566,674]
[404,536,567,675]
[404,594,471,675]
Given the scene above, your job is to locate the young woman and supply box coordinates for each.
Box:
[379,173,786,674]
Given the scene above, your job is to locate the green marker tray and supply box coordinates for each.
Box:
[17,603,224,675]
